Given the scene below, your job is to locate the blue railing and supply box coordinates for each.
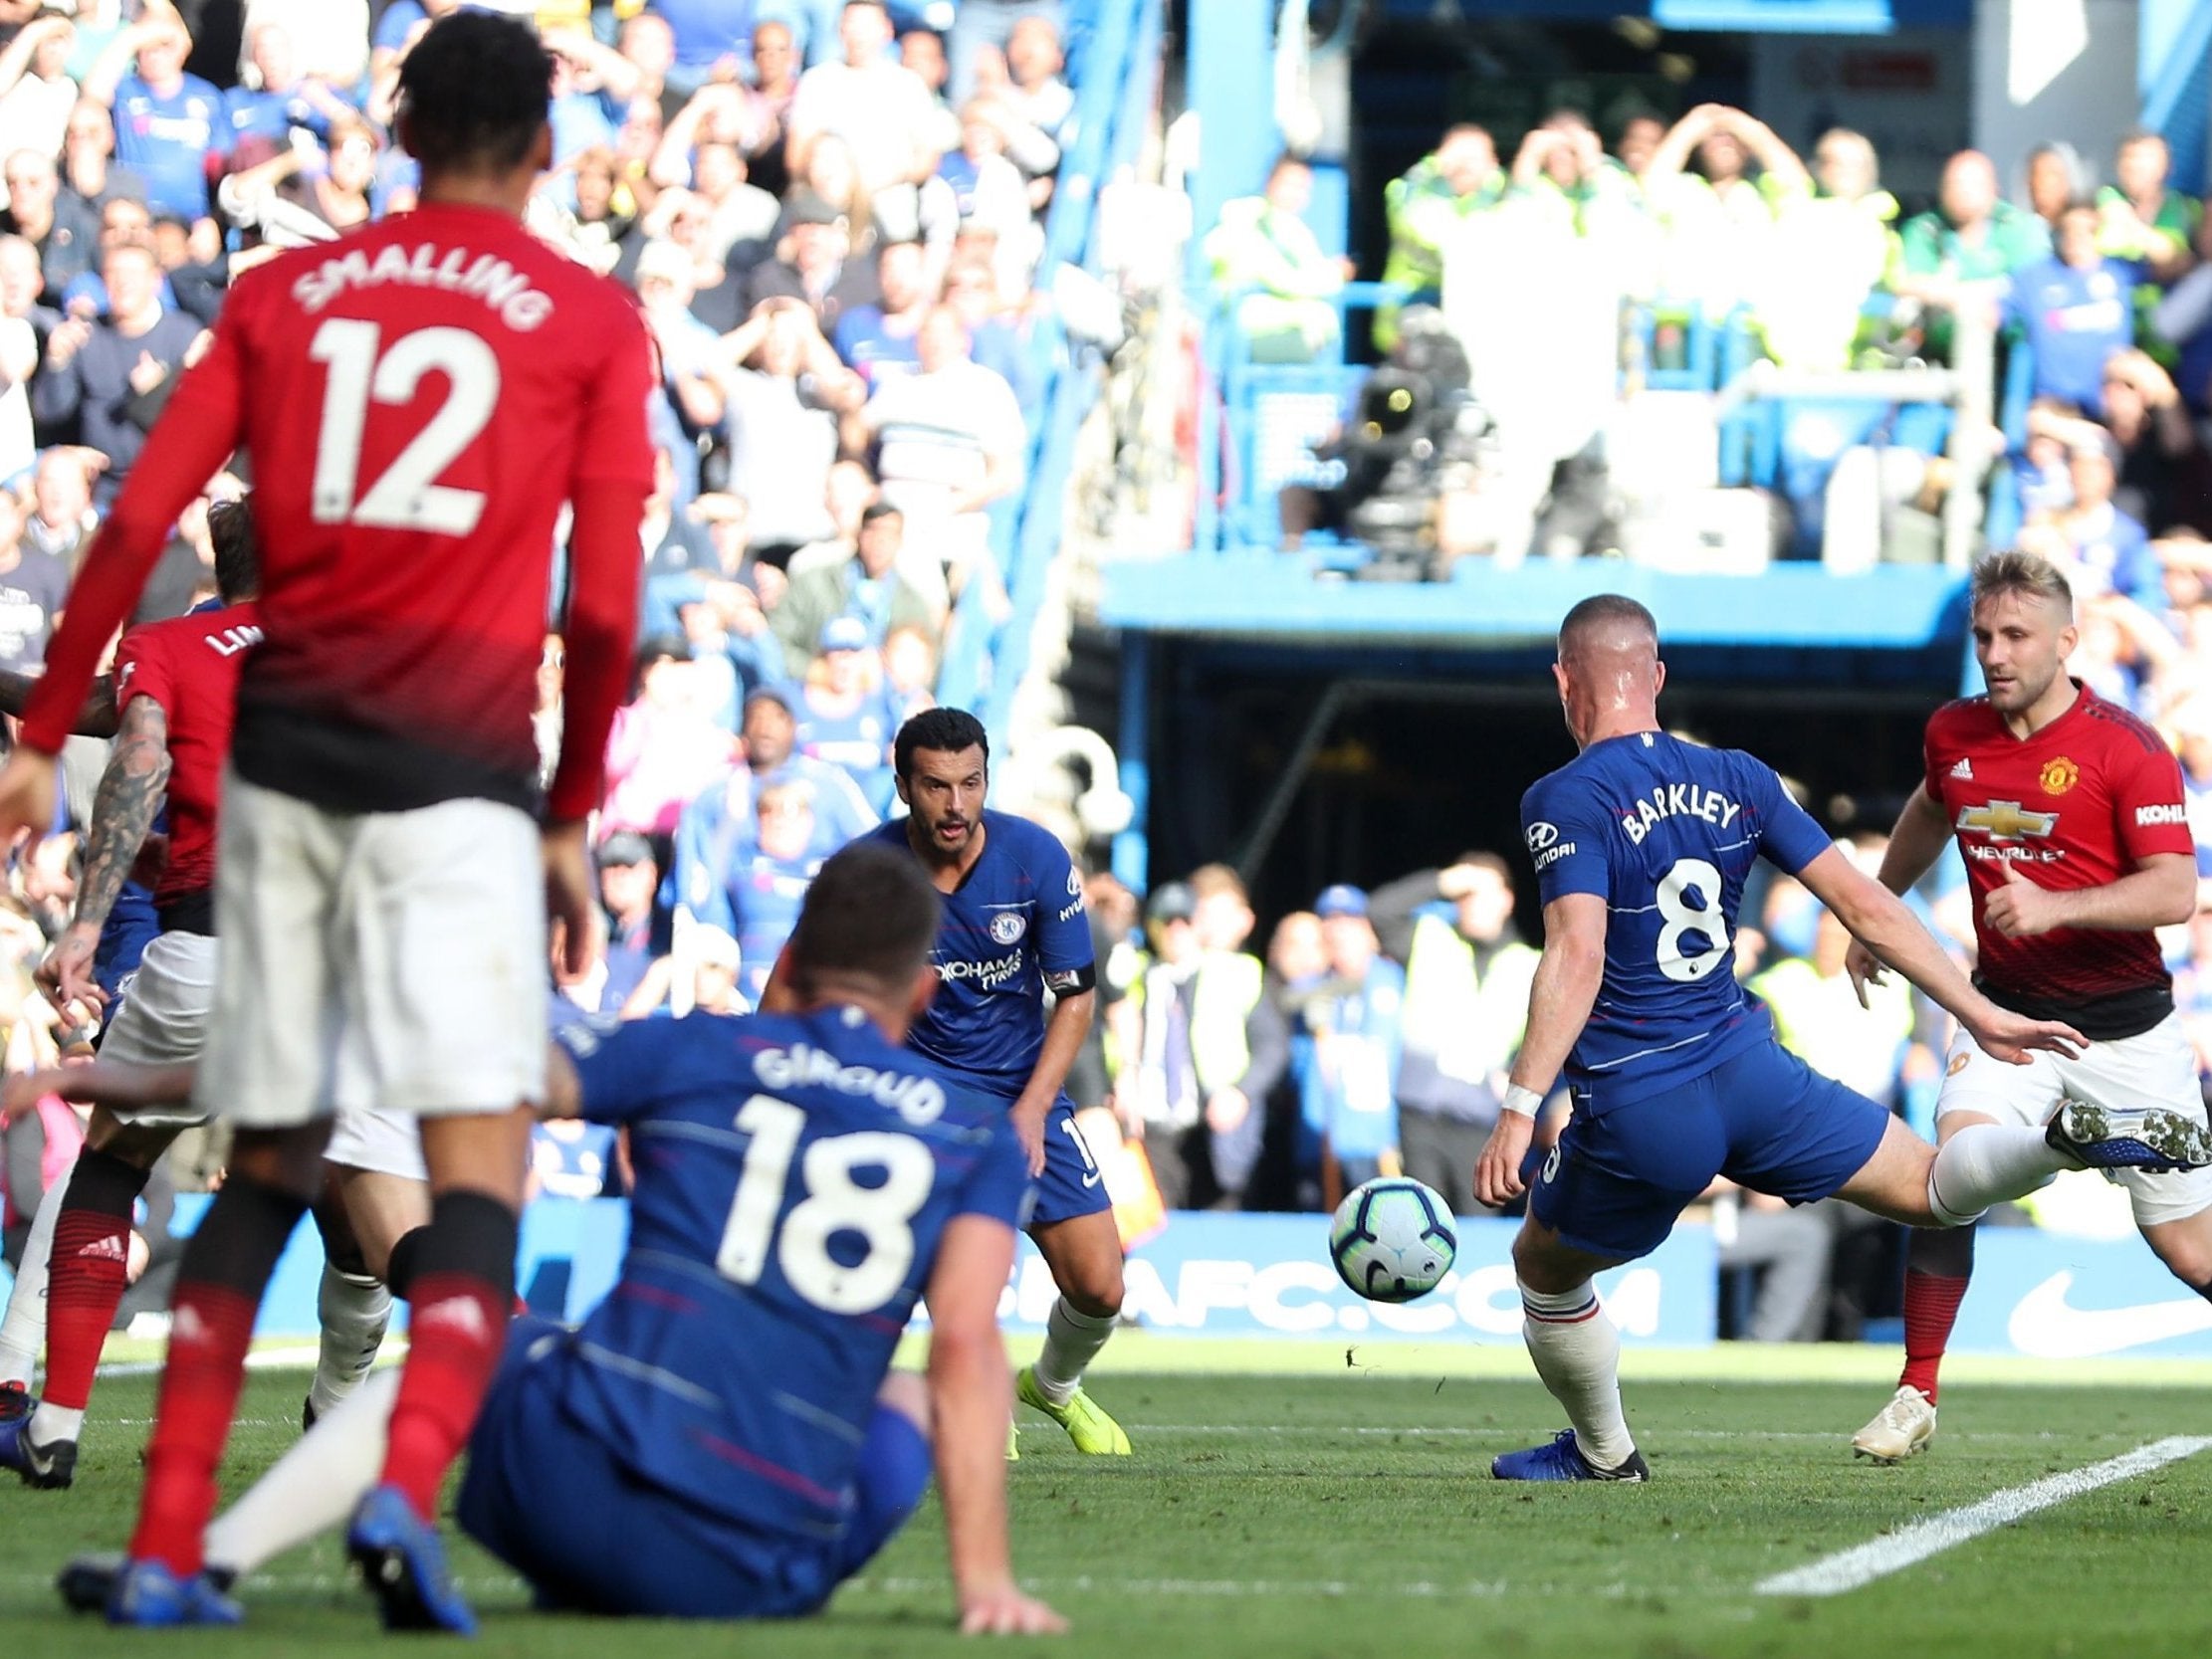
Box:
[934,0,1159,738]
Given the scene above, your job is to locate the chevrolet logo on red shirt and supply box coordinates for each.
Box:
[1956,800,2059,842]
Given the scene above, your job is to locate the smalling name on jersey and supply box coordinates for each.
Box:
[289,243,554,331]
[1621,784,1742,845]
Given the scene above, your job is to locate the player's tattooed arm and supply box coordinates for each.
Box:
[72,696,172,933]
[0,668,119,737]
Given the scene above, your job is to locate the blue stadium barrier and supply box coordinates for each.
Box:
[935,0,1157,730]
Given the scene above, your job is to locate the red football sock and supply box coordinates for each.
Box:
[1898,1270,1971,1402]
[379,1272,507,1520]
[129,1284,260,1575]
[39,1210,131,1412]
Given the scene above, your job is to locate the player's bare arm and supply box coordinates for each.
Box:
[1846,782,1953,1002]
[1982,849,2196,939]
[1012,987,1093,1176]
[1,1058,196,1124]
[0,668,119,737]
[1476,892,1606,1207]
[923,1211,1067,1636]
[1800,846,2083,1063]
[38,697,173,1010]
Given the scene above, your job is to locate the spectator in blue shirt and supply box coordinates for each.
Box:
[832,237,935,389]
[85,10,223,224]
[1299,886,1406,1199]
[2003,200,2144,420]
[2021,427,2157,603]
[221,21,358,156]
[794,616,901,812]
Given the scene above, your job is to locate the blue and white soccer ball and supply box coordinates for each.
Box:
[1328,1177,1457,1303]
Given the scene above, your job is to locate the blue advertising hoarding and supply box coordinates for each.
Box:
[10,1202,2202,1360]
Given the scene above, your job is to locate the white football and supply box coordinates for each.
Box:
[1328,1177,1457,1303]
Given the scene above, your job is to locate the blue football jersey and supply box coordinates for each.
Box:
[1520,730,1832,1101]
[547,1004,1030,1540]
[855,811,1093,1100]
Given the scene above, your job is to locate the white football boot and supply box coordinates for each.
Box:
[1851,1384,1936,1463]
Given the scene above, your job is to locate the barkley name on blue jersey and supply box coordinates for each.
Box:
[547,1004,1030,1540]
[1519,730,1833,1101]
[857,810,1093,1100]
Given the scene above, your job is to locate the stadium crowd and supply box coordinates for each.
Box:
[1207,112,2212,578]
[0,0,1077,1269]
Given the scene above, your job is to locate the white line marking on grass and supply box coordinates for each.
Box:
[1123,1425,2084,1443]
[1756,1435,2212,1597]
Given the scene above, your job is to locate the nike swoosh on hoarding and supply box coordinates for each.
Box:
[2006,1271,2212,1358]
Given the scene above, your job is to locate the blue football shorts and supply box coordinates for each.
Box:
[1030,1095,1110,1227]
[1529,1040,1892,1262]
[457,1320,935,1618]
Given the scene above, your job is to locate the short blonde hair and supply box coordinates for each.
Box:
[1969,549,2074,619]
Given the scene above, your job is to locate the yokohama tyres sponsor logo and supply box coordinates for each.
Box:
[938,951,1023,988]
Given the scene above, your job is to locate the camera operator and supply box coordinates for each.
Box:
[1275,308,1494,580]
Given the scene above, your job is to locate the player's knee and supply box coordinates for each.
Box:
[1510,1225,1578,1295]
[1063,1275,1122,1321]
[2144,1222,2212,1292]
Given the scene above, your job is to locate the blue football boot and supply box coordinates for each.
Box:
[103,1558,243,1627]
[1492,1428,1650,1482]
[347,1483,478,1636]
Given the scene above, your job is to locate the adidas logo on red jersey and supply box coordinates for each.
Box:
[1949,758,1973,780]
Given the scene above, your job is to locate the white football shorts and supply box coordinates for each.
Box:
[96,929,216,1129]
[1938,1010,2212,1227]
[325,1102,430,1184]
[195,770,549,1129]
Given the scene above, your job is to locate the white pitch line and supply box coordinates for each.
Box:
[1119,1425,2083,1443]
[1756,1434,2212,1597]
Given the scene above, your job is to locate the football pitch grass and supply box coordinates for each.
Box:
[5,1338,2212,1659]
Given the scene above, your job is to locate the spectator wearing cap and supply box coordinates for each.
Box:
[792,614,901,812]
[601,633,742,838]
[1114,867,1285,1211]
[83,4,222,225]
[2003,199,2144,421]
[595,829,668,990]
[773,499,943,677]
[634,237,729,496]
[1367,853,1538,1215]
[688,775,826,1007]
[1299,885,1405,1205]
[665,680,878,958]
[743,186,877,333]
[715,296,864,551]
[787,0,949,197]
[2020,426,2157,604]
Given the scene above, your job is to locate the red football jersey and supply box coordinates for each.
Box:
[26,203,655,819]
[112,601,262,905]
[1924,684,2191,1015]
